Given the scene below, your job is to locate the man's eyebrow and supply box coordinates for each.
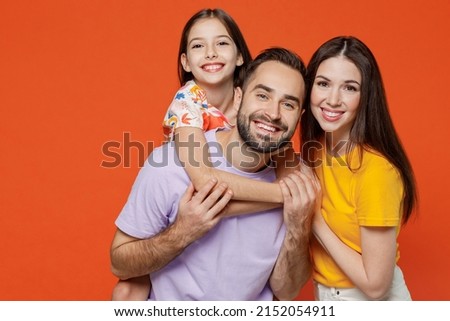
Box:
[252,84,300,104]
[252,84,273,93]
[284,94,300,104]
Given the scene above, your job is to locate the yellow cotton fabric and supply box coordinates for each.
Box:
[311,147,404,288]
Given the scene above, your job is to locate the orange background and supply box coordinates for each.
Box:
[1,0,449,300]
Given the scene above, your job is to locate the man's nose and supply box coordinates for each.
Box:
[264,102,281,120]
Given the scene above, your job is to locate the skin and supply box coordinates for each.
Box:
[311,56,397,299]
[181,17,243,101]
[310,56,361,149]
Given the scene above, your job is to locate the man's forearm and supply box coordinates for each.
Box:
[111,179,233,280]
[110,224,190,280]
[270,230,311,300]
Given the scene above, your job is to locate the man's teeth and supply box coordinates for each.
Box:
[256,123,276,132]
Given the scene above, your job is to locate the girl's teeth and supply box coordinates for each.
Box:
[203,65,222,71]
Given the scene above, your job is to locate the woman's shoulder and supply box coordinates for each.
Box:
[362,148,390,164]
[359,147,399,176]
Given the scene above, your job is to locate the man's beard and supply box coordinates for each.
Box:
[237,110,294,154]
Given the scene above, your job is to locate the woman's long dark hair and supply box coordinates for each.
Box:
[177,8,252,87]
[301,36,417,224]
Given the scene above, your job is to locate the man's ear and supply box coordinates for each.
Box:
[233,87,243,111]
[180,53,191,72]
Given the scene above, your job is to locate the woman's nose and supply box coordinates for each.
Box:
[326,88,342,107]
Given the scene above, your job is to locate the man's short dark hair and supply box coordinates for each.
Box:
[242,47,306,90]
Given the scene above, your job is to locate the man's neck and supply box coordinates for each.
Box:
[216,129,272,173]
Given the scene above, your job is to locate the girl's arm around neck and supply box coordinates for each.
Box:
[174,127,284,206]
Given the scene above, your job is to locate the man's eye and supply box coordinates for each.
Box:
[283,102,295,110]
[256,93,268,100]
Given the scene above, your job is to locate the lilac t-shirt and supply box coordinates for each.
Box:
[115,129,286,300]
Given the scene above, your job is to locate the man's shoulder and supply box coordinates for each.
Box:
[204,128,219,141]
[144,141,183,171]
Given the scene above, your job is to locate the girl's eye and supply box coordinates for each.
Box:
[191,44,203,49]
[217,41,230,46]
[316,81,328,87]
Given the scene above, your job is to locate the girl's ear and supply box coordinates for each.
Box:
[180,53,191,72]
[236,54,244,67]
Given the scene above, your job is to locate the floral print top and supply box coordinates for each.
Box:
[162,80,232,141]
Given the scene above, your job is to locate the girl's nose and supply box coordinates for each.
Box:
[205,46,218,59]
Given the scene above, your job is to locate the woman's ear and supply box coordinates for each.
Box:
[180,53,191,72]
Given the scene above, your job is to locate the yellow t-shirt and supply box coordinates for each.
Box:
[311,147,404,288]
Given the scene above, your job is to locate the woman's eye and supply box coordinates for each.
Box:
[316,81,328,87]
[344,85,358,92]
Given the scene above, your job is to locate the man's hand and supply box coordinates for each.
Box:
[279,170,319,236]
[270,168,320,300]
[110,179,232,280]
[172,179,233,244]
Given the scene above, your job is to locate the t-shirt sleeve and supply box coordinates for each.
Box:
[115,149,177,239]
[162,81,207,141]
[355,156,404,227]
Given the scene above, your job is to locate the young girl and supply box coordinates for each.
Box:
[301,36,417,300]
[112,8,301,301]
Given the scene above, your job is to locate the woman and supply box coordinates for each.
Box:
[301,36,417,300]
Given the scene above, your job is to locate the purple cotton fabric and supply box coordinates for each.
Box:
[115,129,286,300]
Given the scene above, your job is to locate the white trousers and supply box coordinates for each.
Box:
[314,265,412,301]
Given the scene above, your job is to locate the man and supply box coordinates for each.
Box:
[110,48,317,300]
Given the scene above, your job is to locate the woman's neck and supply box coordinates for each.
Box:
[324,132,350,157]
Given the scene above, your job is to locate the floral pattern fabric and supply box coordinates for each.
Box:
[162,80,232,141]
